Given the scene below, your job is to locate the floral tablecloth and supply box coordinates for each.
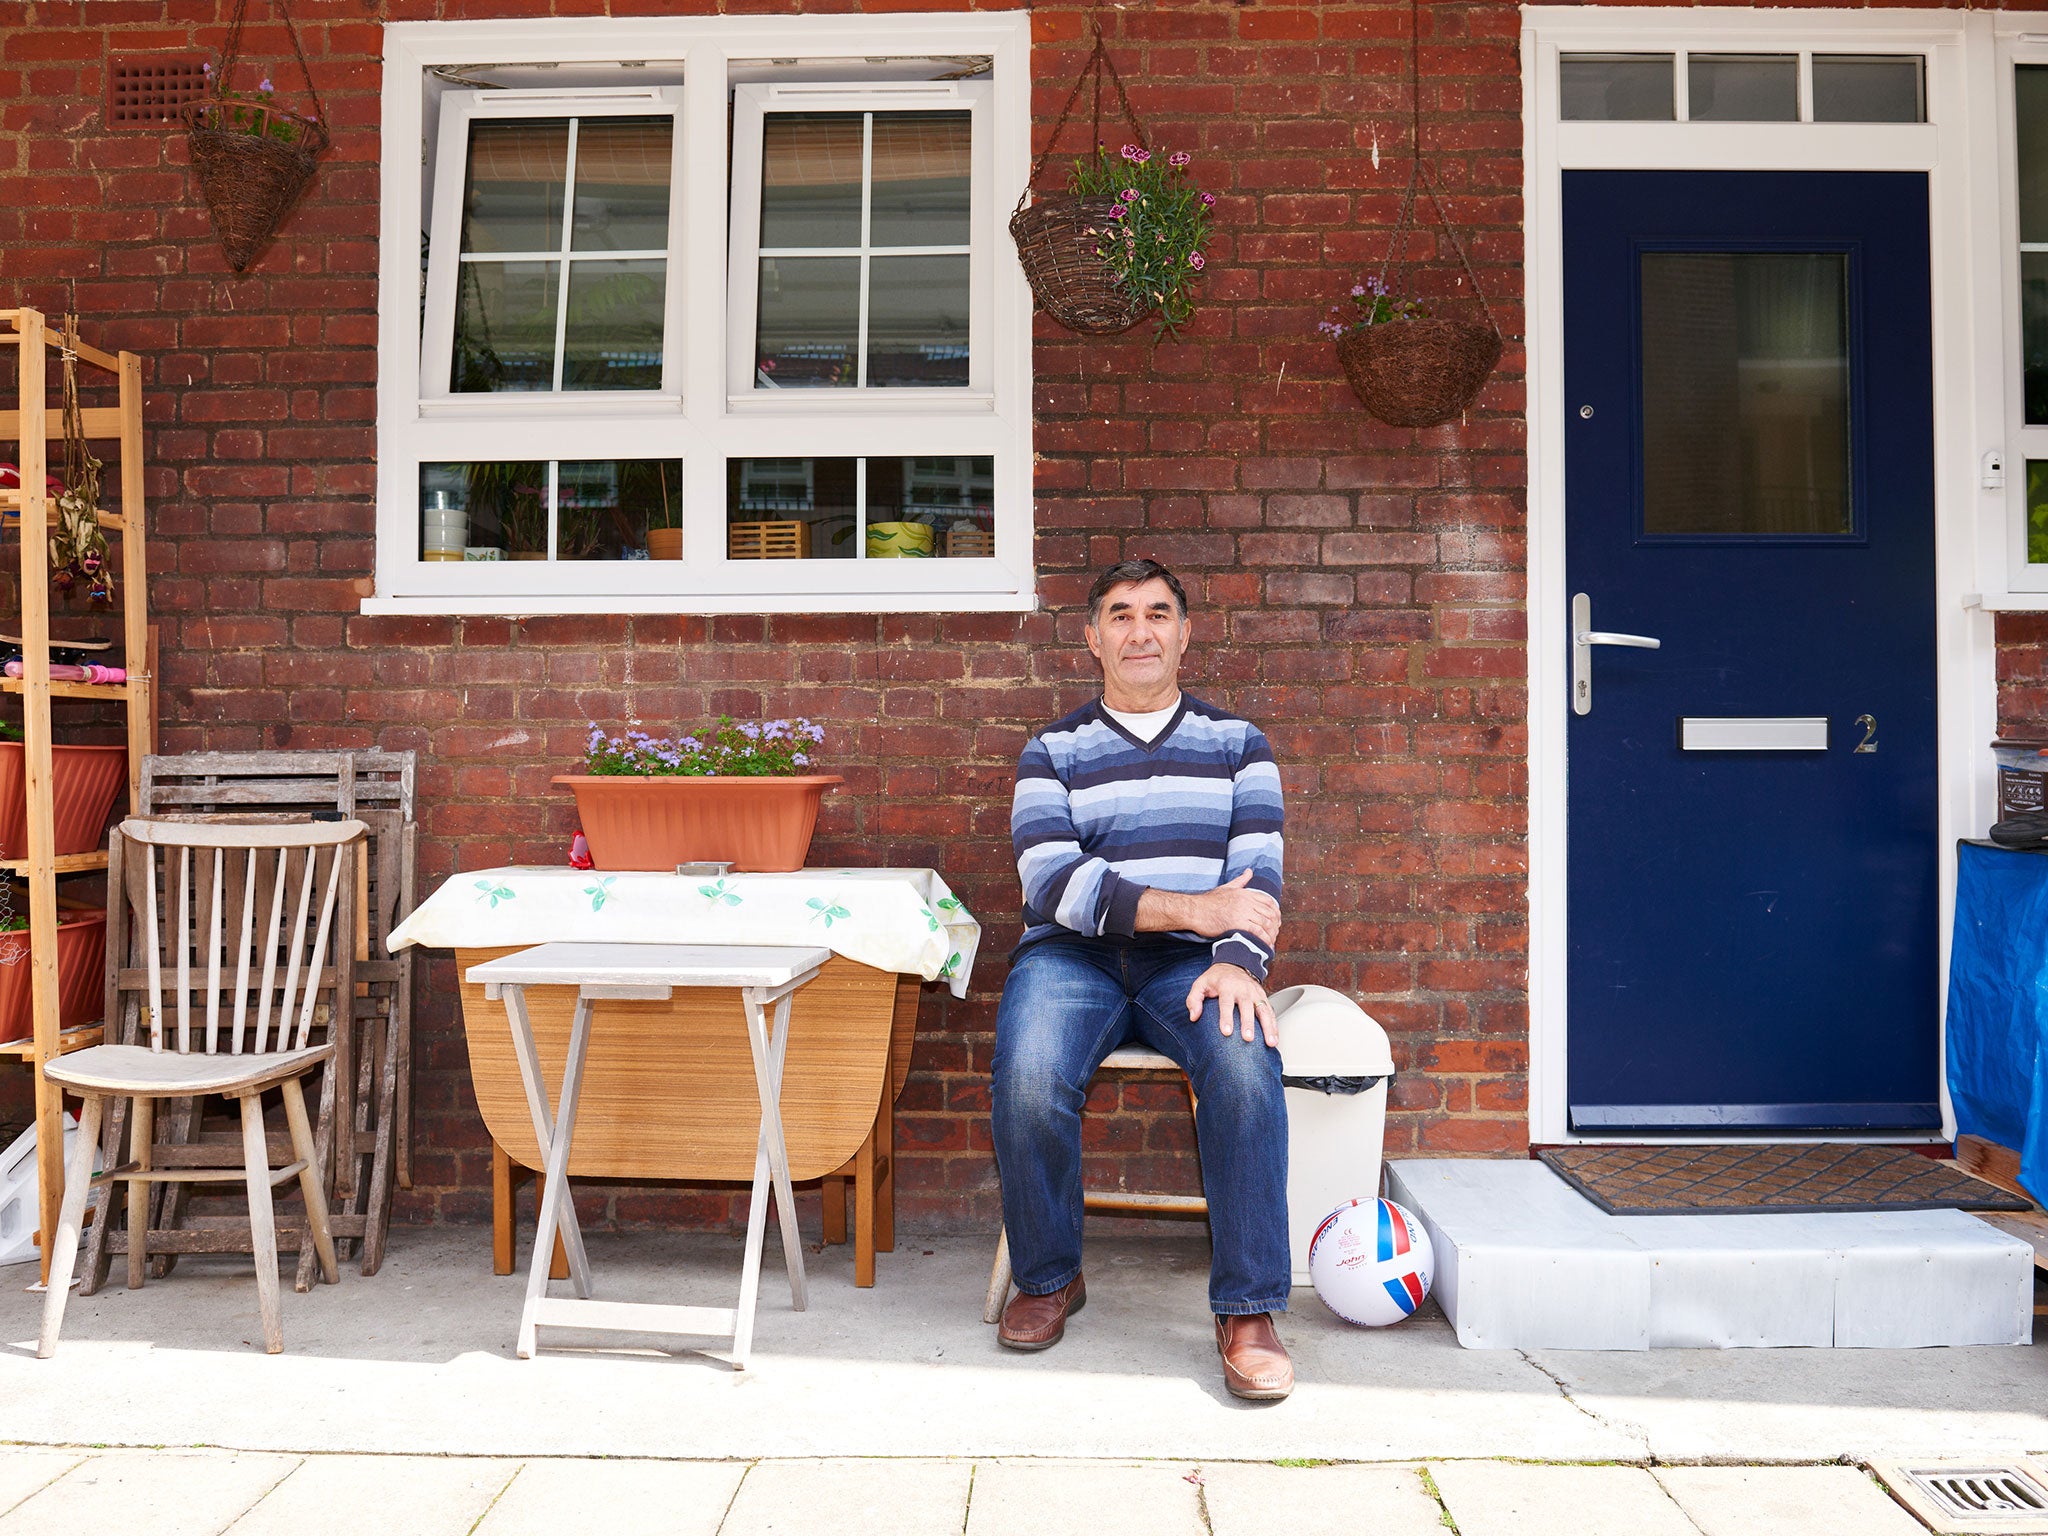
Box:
[388,866,981,996]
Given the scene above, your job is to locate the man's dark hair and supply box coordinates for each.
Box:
[1086,559,1189,624]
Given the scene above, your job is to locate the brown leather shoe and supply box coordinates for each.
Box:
[1216,1313,1294,1400]
[998,1274,1086,1351]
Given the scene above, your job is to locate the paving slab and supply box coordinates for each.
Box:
[0,1450,298,1536]
[224,1454,517,1535]
[0,1231,1626,1463]
[1654,1465,1927,1536]
[1202,1462,1446,1536]
[720,1458,972,1535]
[1429,1461,1701,1536]
[474,1459,745,1536]
[966,1459,1205,1536]
[0,1453,84,1521]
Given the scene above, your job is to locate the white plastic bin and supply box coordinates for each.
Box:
[1272,984,1396,1286]
[0,1112,89,1269]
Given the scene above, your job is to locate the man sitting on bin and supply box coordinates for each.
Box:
[991,557,1293,1401]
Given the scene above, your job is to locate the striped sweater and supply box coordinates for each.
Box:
[1011,694,1286,982]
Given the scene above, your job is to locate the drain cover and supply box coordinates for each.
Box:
[1872,1459,2048,1534]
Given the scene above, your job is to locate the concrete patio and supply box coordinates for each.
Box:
[0,1225,2043,1476]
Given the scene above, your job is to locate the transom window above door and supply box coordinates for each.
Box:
[1561,51,1926,123]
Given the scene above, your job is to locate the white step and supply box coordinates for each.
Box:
[1386,1158,2034,1350]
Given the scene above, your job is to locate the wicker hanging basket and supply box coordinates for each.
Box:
[1011,33,1154,337]
[1009,195,1151,336]
[1337,318,1502,429]
[187,0,328,276]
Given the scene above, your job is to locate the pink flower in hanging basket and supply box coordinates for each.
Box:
[1120,143,1142,161]
[1107,203,1127,220]
[1200,192,1216,207]
[1188,252,1205,270]
[1169,150,1192,169]
[1120,188,1140,202]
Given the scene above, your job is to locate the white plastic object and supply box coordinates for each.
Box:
[1272,982,1395,1286]
[0,1113,94,1269]
[1307,1195,1435,1326]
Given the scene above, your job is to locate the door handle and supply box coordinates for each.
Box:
[1572,592,1660,716]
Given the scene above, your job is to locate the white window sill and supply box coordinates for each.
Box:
[358,588,1037,617]
[1967,591,2048,612]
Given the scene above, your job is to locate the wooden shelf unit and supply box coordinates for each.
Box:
[0,308,155,1282]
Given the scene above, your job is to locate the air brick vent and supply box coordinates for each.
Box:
[106,55,209,129]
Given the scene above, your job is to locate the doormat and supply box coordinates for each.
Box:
[1537,1144,2034,1217]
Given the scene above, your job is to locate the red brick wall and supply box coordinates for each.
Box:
[10,0,2004,1229]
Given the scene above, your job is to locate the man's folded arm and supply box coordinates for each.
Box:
[1211,740,1285,982]
[1012,740,1144,937]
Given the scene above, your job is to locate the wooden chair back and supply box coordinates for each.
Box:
[110,818,365,1058]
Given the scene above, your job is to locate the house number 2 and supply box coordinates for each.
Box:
[1853,714,1878,754]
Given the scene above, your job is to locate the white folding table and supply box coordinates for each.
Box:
[466,941,829,1369]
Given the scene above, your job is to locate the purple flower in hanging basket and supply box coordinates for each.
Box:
[1351,285,1367,297]
[1120,188,1140,203]
[258,77,274,94]
[1107,204,1127,220]
[1131,147,1152,164]
[1200,192,1216,207]
[1120,143,1142,161]
[1169,150,1192,169]
[1188,252,1205,270]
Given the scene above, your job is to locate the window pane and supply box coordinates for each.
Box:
[558,459,682,561]
[1688,55,1799,122]
[1811,55,1924,123]
[452,261,560,392]
[727,457,857,560]
[421,461,547,560]
[760,113,864,249]
[867,255,969,387]
[2020,67,2048,244]
[756,256,859,387]
[869,456,994,558]
[1560,54,1675,121]
[1640,252,1852,537]
[2030,461,2048,566]
[570,117,674,252]
[2026,252,2048,427]
[461,120,567,254]
[869,112,972,247]
[563,260,665,390]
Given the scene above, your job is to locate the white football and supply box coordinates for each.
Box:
[1307,1196,1434,1327]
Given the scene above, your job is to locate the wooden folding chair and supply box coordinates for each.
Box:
[37,818,365,1356]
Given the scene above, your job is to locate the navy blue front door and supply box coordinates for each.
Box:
[1563,171,1940,1134]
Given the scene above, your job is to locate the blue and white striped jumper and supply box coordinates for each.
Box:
[1010,694,1286,981]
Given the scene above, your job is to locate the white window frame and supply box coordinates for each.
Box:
[370,14,1035,616]
[1993,22,2048,598]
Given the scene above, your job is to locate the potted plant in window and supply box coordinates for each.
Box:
[631,461,681,561]
[556,718,840,873]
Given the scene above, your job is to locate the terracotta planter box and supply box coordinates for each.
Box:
[0,907,107,1045]
[553,774,843,872]
[0,741,128,858]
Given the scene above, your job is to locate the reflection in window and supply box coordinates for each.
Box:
[1688,54,1799,122]
[1811,55,1924,123]
[451,115,672,394]
[2020,68,2048,426]
[726,456,993,559]
[754,112,971,389]
[2029,462,2048,566]
[419,459,680,561]
[1639,252,1852,537]
[1560,54,1675,121]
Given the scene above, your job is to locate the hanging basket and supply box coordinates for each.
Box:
[189,102,328,274]
[186,0,329,276]
[1009,195,1152,336]
[1337,317,1502,429]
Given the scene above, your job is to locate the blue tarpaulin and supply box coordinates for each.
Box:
[1948,841,2048,1201]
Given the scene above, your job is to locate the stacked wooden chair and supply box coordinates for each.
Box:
[39,818,363,1355]
[73,750,417,1295]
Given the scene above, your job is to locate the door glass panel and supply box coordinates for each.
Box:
[1560,54,1675,121]
[1811,55,1924,123]
[1639,252,1852,537]
[1688,55,1799,122]
[2019,68,2048,425]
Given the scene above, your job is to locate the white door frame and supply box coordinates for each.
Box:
[1522,7,2004,1145]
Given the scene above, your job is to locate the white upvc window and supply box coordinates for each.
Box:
[1998,29,2048,596]
[371,14,1034,616]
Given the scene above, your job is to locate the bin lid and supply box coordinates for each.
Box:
[1270,983,1395,1077]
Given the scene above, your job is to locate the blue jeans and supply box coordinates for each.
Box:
[990,934,1290,1315]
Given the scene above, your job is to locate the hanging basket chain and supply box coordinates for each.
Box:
[212,0,326,128]
[1372,161,1499,337]
[1014,28,1148,218]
